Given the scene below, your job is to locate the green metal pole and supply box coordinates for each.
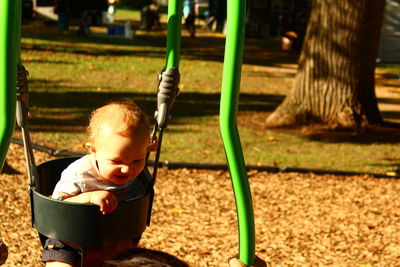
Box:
[0,0,21,170]
[165,0,182,69]
[150,0,182,183]
[219,0,255,265]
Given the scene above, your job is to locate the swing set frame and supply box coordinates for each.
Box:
[0,0,257,266]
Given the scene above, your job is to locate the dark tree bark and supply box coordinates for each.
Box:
[266,0,386,128]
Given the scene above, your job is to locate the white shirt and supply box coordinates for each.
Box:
[52,155,146,201]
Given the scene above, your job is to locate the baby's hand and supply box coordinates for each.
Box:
[88,191,118,214]
[147,136,158,152]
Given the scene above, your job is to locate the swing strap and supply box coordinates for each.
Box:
[149,67,180,185]
[16,63,40,227]
[16,64,38,188]
[155,67,180,129]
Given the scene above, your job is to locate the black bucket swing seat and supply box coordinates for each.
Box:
[32,156,154,250]
[16,65,180,266]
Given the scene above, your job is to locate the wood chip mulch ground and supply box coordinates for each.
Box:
[1,143,400,266]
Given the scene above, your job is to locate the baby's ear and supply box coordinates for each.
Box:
[85,142,96,153]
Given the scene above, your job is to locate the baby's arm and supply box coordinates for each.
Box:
[53,171,118,214]
[64,191,118,214]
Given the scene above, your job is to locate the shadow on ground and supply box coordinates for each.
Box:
[102,248,189,267]
[22,18,400,147]
[28,90,284,132]
[22,19,298,67]
[238,111,400,145]
[301,125,400,144]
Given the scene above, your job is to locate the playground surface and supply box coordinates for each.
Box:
[1,15,400,267]
[1,141,400,266]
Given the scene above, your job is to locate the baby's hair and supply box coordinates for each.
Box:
[87,100,150,143]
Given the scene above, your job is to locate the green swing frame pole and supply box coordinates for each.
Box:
[0,0,22,170]
[219,0,256,265]
[165,0,182,69]
[150,0,182,182]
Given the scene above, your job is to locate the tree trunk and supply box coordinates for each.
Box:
[266,0,386,128]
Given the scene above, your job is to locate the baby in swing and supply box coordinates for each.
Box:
[42,100,157,267]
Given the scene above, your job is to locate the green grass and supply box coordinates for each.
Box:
[114,9,142,20]
[17,15,400,176]
[377,63,400,76]
[376,62,400,83]
[115,8,169,23]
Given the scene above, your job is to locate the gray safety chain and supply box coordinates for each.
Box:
[148,67,180,185]
[16,64,38,188]
[155,67,180,129]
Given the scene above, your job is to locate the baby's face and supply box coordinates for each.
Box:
[91,129,148,185]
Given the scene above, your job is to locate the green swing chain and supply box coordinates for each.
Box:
[0,0,38,187]
[220,0,256,265]
[149,0,182,185]
[0,0,21,171]
[165,0,183,69]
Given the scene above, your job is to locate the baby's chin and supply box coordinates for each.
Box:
[109,175,135,185]
[99,174,133,185]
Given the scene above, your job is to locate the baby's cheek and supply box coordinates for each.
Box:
[101,165,115,177]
